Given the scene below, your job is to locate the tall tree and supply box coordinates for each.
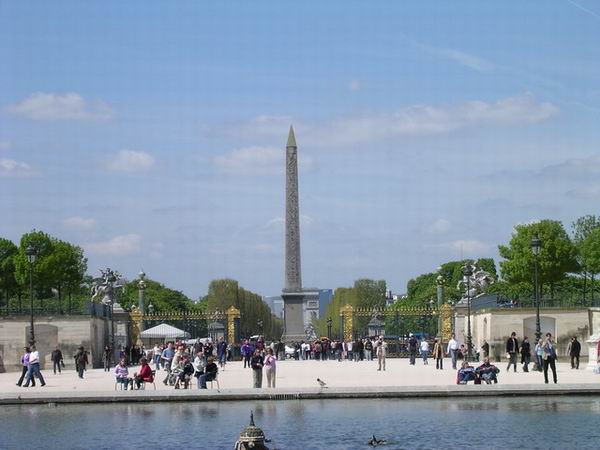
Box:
[580,227,600,304]
[572,215,600,303]
[14,230,56,305]
[0,238,19,310]
[47,240,87,310]
[499,220,579,303]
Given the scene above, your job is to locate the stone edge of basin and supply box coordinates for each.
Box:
[2,384,600,405]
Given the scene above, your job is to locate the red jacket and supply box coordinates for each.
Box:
[138,363,153,381]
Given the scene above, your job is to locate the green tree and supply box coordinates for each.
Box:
[0,238,19,310]
[499,220,579,303]
[580,227,600,304]
[119,277,196,312]
[572,215,600,304]
[14,230,56,305]
[47,240,87,311]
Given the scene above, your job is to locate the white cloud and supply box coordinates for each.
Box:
[222,94,557,148]
[0,158,35,177]
[0,140,11,150]
[265,215,314,228]
[7,92,113,121]
[63,216,96,231]
[347,79,361,91]
[107,149,155,172]
[85,234,142,256]
[428,219,451,234]
[214,146,312,176]
[440,239,493,256]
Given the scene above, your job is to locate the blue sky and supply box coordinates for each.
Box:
[1,1,600,298]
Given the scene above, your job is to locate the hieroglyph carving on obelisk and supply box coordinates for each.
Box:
[285,125,302,292]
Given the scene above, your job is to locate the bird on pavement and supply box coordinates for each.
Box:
[316,378,327,388]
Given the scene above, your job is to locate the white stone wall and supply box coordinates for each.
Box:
[0,316,109,372]
[455,308,591,361]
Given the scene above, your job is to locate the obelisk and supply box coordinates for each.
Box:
[281,125,306,343]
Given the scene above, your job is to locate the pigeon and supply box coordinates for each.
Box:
[367,435,387,446]
[316,378,327,388]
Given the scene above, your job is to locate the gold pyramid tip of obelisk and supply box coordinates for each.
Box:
[287,125,297,147]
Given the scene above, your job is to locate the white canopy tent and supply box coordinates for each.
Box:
[140,323,191,340]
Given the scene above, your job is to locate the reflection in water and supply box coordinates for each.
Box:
[3,397,600,450]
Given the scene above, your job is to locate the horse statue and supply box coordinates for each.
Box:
[90,268,123,305]
[457,264,495,302]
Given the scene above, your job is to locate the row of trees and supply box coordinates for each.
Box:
[0,232,283,341]
[202,279,284,340]
[0,230,87,312]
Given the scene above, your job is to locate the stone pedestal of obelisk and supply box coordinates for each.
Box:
[281,126,307,343]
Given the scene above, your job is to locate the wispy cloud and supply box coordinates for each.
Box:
[221,93,557,148]
[0,158,35,177]
[438,239,494,256]
[85,234,142,256]
[214,146,312,176]
[566,0,600,20]
[428,219,451,234]
[347,79,361,91]
[7,92,113,121]
[63,216,96,231]
[107,149,155,172]
[421,44,494,72]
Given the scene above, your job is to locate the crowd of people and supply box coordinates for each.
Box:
[13,329,594,390]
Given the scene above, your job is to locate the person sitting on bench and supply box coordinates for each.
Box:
[476,357,500,384]
[456,360,476,384]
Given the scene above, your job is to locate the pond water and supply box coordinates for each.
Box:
[2,397,600,449]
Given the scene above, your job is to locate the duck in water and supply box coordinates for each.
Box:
[367,435,387,446]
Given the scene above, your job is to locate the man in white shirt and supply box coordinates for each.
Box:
[447,333,459,369]
[22,344,46,387]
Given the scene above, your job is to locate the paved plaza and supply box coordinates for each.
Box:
[1,358,598,394]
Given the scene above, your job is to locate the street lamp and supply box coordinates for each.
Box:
[25,244,38,345]
[531,233,542,343]
[462,264,473,361]
[327,317,332,340]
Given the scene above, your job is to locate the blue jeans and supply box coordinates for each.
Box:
[24,363,45,387]
[421,350,428,364]
[450,349,458,369]
[116,377,129,390]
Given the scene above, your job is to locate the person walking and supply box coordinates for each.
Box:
[364,338,373,361]
[447,334,459,369]
[481,340,490,359]
[251,349,264,388]
[567,336,581,370]
[217,337,228,370]
[102,345,112,372]
[161,342,174,384]
[74,346,88,379]
[408,334,418,365]
[241,340,252,368]
[520,337,531,373]
[506,332,519,373]
[51,346,63,375]
[432,338,444,370]
[420,338,429,365]
[535,339,543,372]
[16,346,35,387]
[375,336,387,371]
[542,332,558,384]
[264,348,277,388]
[23,344,46,387]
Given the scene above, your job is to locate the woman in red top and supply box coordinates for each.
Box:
[133,357,153,389]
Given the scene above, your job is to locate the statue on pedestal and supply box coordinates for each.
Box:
[91,268,123,305]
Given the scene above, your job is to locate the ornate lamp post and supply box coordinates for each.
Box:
[25,244,38,345]
[327,317,332,340]
[531,233,542,343]
[462,264,473,361]
[436,273,445,336]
